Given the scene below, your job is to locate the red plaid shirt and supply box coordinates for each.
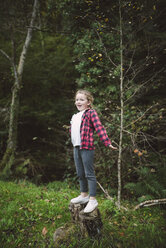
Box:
[72,108,111,150]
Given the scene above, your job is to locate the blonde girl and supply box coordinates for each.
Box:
[70,89,117,213]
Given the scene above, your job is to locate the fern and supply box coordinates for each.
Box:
[124,165,166,201]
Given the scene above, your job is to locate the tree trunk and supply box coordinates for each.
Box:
[0,0,39,176]
[117,0,124,209]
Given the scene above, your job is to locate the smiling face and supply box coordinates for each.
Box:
[75,93,90,111]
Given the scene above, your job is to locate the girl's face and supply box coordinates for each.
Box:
[75,93,90,111]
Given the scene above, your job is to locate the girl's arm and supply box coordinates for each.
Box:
[90,109,111,147]
[90,109,117,150]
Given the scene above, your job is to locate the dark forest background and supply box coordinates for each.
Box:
[0,0,166,203]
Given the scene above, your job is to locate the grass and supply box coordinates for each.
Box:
[0,180,166,248]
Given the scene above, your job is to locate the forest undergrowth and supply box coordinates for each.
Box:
[0,180,166,248]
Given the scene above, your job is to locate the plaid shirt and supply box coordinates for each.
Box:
[73,108,111,150]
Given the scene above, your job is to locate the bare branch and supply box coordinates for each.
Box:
[95,26,117,67]
[0,49,12,62]
[124,104,156,129]
[124,68,164,104]
[0,48,19,84]
[124,46,136,76]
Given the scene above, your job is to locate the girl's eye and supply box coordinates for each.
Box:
[76,98,85,102]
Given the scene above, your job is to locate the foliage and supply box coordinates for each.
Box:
[57,0,166,201]
[124,163,166,201]
[0,1,77,180]
[0,180,166,248]
[0,0,165,205]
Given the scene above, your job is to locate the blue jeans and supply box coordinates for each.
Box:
[73,146,97,197]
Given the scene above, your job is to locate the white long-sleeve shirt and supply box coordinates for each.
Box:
[71,110,85,146]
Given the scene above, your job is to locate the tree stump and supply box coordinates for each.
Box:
[69,202,103,238]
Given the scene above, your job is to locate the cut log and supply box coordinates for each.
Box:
[69,202,103,238]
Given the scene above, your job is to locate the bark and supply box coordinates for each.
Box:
[117,0,124,209]
[0,0,39,175]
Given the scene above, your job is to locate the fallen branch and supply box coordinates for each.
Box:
[97,182,166,211]
[97,181,127,211]
[97,181,114,201]
[134,198,166,210]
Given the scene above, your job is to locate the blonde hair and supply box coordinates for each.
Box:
[75,89,94,108]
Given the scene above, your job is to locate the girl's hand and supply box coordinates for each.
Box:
[109,144,118,150]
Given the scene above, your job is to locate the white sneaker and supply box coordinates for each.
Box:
[70,195,89,204]
[83,199,98,213]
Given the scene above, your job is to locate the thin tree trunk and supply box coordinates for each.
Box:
[0,0,38,175]
[117,0,124,209]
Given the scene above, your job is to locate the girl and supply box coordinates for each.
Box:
[70,89,117,213]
